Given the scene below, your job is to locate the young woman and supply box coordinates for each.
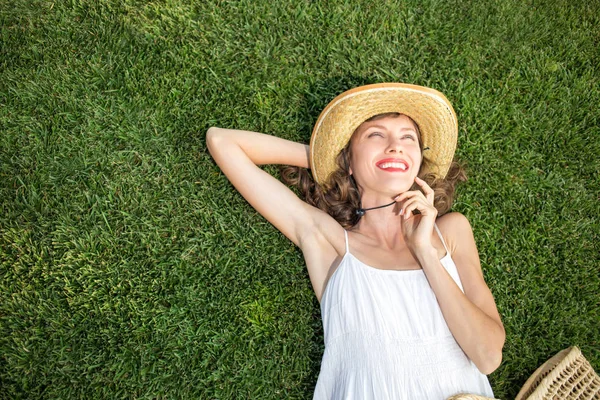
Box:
[206,83,505,399]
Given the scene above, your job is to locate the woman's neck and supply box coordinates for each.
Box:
[351,205,407,250]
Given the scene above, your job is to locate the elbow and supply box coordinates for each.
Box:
[476,332,505,374]
[477,349,503,375]
[206,127,226,153]
[206,126,220,144]
[476,321,505,375]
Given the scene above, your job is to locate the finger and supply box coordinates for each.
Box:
[400,197,426,219]
[394,190,426,203]
[402,197,436,219]
[414,177,435,202]
[397,194,424,215]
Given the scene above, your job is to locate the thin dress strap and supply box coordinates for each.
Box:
[343,229,349,255]
[433,223,449,256]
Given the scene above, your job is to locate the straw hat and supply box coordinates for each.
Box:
[309,82,458,187]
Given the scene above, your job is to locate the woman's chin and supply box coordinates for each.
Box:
[358,176,416,197]
[388,182,415,195]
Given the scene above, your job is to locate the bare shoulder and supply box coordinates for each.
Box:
[297,206,346,255]
[297,207,347,303]
[436,211,472,234]
[435,211,485,281]
[435,212,474,253]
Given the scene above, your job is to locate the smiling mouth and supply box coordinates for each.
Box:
[377,161,409,172]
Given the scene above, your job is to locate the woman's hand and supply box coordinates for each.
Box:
[394,177,438,254]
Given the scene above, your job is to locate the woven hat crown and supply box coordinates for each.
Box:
[310,83,458,187]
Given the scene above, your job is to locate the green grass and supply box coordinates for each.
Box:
[1,0,599,398]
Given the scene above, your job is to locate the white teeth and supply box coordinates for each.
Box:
[380,162,407,170]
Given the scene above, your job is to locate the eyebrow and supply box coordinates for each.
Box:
[364,124,416,133]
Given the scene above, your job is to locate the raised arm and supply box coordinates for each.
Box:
[206,127,349,302]
[205,127,317,246]
[207,127,311,169]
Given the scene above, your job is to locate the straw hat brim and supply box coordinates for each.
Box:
[310,83,458,187]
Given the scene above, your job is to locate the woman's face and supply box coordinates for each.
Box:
[348,114,422,196]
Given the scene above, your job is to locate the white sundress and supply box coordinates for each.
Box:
[312,224,495,400]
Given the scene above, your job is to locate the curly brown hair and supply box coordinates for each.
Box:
[280,113,467,229]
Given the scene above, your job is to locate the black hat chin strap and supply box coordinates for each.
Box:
[349,173,396,217]
[355,200,397,217]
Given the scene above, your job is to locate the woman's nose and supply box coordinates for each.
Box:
[386,137,404,153]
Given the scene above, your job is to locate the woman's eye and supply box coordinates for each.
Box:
[402,134,416,140]
[368,132,383,137]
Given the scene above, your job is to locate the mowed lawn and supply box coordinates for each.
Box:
[1,0,599,398]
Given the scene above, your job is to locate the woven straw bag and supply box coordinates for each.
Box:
[516,346,600,400]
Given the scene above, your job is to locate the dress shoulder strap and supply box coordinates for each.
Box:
[434,223,450,256]
[343,229,349,255]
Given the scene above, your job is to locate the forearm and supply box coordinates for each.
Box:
[417,249,505,374]
[206,127,310,168]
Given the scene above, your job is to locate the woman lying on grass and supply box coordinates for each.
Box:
[206,83,505,399]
